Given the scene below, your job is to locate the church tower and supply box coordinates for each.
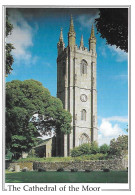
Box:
[57,16,98,156]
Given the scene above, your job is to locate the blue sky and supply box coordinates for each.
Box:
[6,8,128,145]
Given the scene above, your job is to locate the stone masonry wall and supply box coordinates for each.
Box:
[33,158,127,171]
[8,158,128,171]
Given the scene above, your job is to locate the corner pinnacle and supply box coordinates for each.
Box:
[69,15,75,32]
[90,24,95,39]
[59,28,64,42]
[80,34,84,47]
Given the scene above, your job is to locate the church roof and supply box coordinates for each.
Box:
[33,138,52,148]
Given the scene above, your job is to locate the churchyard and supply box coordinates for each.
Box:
[5,138,128,183]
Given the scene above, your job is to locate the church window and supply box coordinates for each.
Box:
[79,133,90,145]
[81,60,87,74]
[81,109,86,121]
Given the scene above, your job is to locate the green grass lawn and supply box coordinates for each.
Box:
[5,171,128,183]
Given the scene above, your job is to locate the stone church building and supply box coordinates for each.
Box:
[56,16,98,157]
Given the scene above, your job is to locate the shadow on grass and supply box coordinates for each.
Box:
[5,171,128,183]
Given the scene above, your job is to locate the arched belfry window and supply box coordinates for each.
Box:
[81,109,86,121]
[81,59,87,74]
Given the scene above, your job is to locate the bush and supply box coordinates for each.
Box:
[71,143,96,157]
[70,147,83,157]
[100,144,110,154]
[90,141,99,154]
[22,167,28,172]
[57,168,64,172]
[38,168,46,172]
[79,143,91,155]
[110,135,128,156]
[85,169,93,172]
[103,168,110,172]
[71,168,78,172]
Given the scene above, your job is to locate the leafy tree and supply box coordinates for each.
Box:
[6,79,72,158]
[125,125,128,133]
[6,11,14,75]
[95,8,128,52]
[100,144,110,154]
[109,135,128,156]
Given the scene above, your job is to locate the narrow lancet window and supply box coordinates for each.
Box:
[81,60,87,74]
[81,109,86,121]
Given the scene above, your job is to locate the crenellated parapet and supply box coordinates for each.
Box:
[57,16,96,56]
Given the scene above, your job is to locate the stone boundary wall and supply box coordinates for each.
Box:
[8,158,128,171]
[33,158,127,171]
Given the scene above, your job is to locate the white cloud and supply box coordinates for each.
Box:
[98,46,107,58]
[99,119,124,137]
[6,10,38,65]
[98,134,113,146]
[103,116,128,123]
[77,11,100,29]
[98,44,128,62]
[98,117,128,146]
[108,45,128,62]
